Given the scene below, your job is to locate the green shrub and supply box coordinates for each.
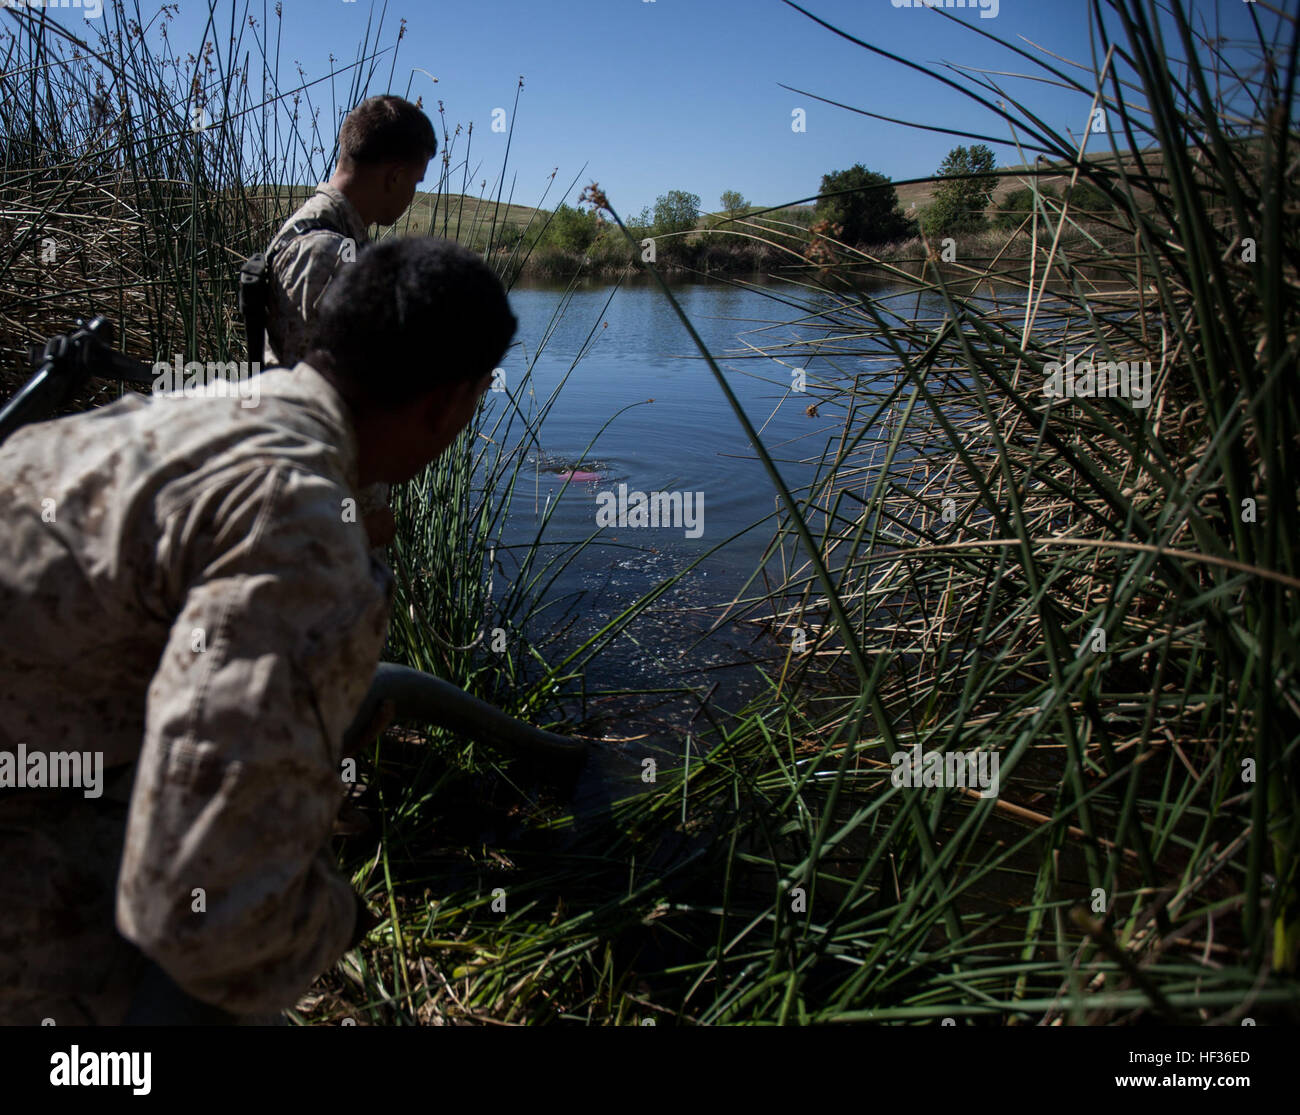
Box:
[994,183,1060,229]
[815,164,910,245]
[542,202,598,253]
[1064,180,1112,215]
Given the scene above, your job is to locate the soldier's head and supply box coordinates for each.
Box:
[307,236,516,484]
[333,95,437,226]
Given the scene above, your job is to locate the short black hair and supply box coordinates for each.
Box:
[308,237,516,409]
[338,95,437,167]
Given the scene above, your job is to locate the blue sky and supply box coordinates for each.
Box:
[45,0,1283,216]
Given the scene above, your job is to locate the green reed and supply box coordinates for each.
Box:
[322,0,1298,1025]
[2,0,1294,1027]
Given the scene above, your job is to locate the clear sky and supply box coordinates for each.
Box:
[46,0,1284,217]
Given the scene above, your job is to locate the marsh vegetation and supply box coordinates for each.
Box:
[0,0,1295,1024]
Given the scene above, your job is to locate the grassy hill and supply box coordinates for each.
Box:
[264,185,542,245]
[258,148,1151,269]
[893,147,1167,218]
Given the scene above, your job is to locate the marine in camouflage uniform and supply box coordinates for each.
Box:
[263,183,393,537]
[262,183,369,373]
[263,95,437,546]
[0,363,391,1025]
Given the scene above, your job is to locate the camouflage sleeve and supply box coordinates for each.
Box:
[266,232,354,368]
[116,462,391,1016]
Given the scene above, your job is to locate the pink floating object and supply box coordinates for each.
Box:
[557,470,601,482]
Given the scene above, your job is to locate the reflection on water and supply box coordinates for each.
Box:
[478,274,958,739]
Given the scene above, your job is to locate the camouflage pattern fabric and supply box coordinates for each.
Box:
[263,183,369,372]
[0,362,392,1024]
[263,183,390,554]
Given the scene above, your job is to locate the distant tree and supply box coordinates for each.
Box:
[814,164,909,246]
[630,205,654,232]
[652,189,701,236]
[923,144,998,235]
[719,189,749,218]
[545,202,598,253]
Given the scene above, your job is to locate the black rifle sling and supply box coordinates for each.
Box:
[239,215,344,366]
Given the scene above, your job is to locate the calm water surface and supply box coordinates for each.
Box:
[477,273,916,749]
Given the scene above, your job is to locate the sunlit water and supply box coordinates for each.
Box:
[482,275,882,749]
[463,272,1029,806]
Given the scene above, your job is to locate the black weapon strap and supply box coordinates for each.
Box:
[266,215,346,270]
[241,215,345,366]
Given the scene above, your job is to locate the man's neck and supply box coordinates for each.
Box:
[309,357,381,487]
[327,171,378,228]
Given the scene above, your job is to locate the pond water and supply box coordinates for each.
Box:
[484,273,903,747]
[454,271,1047,809]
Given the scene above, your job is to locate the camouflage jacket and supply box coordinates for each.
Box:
[263,184,390,529]
[0,362,392,1024]
[263,183,369,371]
